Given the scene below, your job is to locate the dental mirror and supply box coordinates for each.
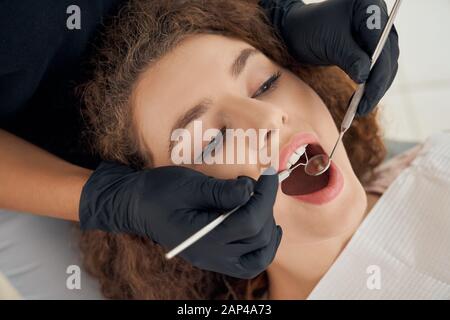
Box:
[304,153,331,177]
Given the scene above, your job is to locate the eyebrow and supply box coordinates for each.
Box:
[168,48,259,155]
[169,100,210,154]
[230,48,259,79]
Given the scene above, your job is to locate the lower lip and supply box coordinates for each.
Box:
[287,162,344,205]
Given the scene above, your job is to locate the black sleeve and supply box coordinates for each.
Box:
[0,1,50,120]
[0,0,124,168]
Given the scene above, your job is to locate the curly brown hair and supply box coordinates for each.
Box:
[79,0,386,299]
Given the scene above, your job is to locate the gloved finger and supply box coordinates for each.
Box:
[330,36,372,84]
[189,175,256,211]
[386,56,399,95]
[389,26,400,65]
[236,225,283,279]
[222,217,277,254]
[188,236,281,280]
[180,242,252,279]
[206,255,245,279]
[357,24,399,116]
[386,26,400,87]
[358,40,393,115]
[214,171,278,241]
[179,244,240,276]
[384,32,400,94]
[174,176,256,244]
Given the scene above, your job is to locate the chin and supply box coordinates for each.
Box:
[318,174,368,237]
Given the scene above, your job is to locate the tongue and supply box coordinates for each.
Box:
[281,163,330,196]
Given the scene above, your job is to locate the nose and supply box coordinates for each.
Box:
[224,96,288,134]
[220,96,288,154]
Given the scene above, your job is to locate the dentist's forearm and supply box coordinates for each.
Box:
[0,129,92,221]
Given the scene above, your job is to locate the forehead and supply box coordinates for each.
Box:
[132,34,253,162]
[134,34,250,107]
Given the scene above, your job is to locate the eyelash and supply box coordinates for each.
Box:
[201,71,282,159]
[252,70,282,98]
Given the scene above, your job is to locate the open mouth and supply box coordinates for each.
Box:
[281,144,330,196]
[278,132,344,205]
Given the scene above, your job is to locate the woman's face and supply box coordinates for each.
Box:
[133,34,367,248]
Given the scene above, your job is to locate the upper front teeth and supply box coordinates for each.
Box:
[286,144,308,169]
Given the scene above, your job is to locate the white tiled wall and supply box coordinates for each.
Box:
[305,0,450,142]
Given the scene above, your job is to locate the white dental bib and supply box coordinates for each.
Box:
[308,132,450,300]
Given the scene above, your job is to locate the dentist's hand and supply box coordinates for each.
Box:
[260,0,399,116]
[79,161,282,279]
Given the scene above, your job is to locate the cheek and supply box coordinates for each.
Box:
[299,87,338,138]
[277,75,338,135]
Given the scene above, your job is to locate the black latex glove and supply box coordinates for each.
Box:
[79,161,282,279]
[260,0,399,116]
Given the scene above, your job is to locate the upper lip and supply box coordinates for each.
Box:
[279,132,320,172]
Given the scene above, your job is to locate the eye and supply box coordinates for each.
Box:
[199,127,226,161]
[252,71,282,98]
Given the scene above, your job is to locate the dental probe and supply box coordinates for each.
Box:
[165,162,306,260]
[304,0,403,177]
